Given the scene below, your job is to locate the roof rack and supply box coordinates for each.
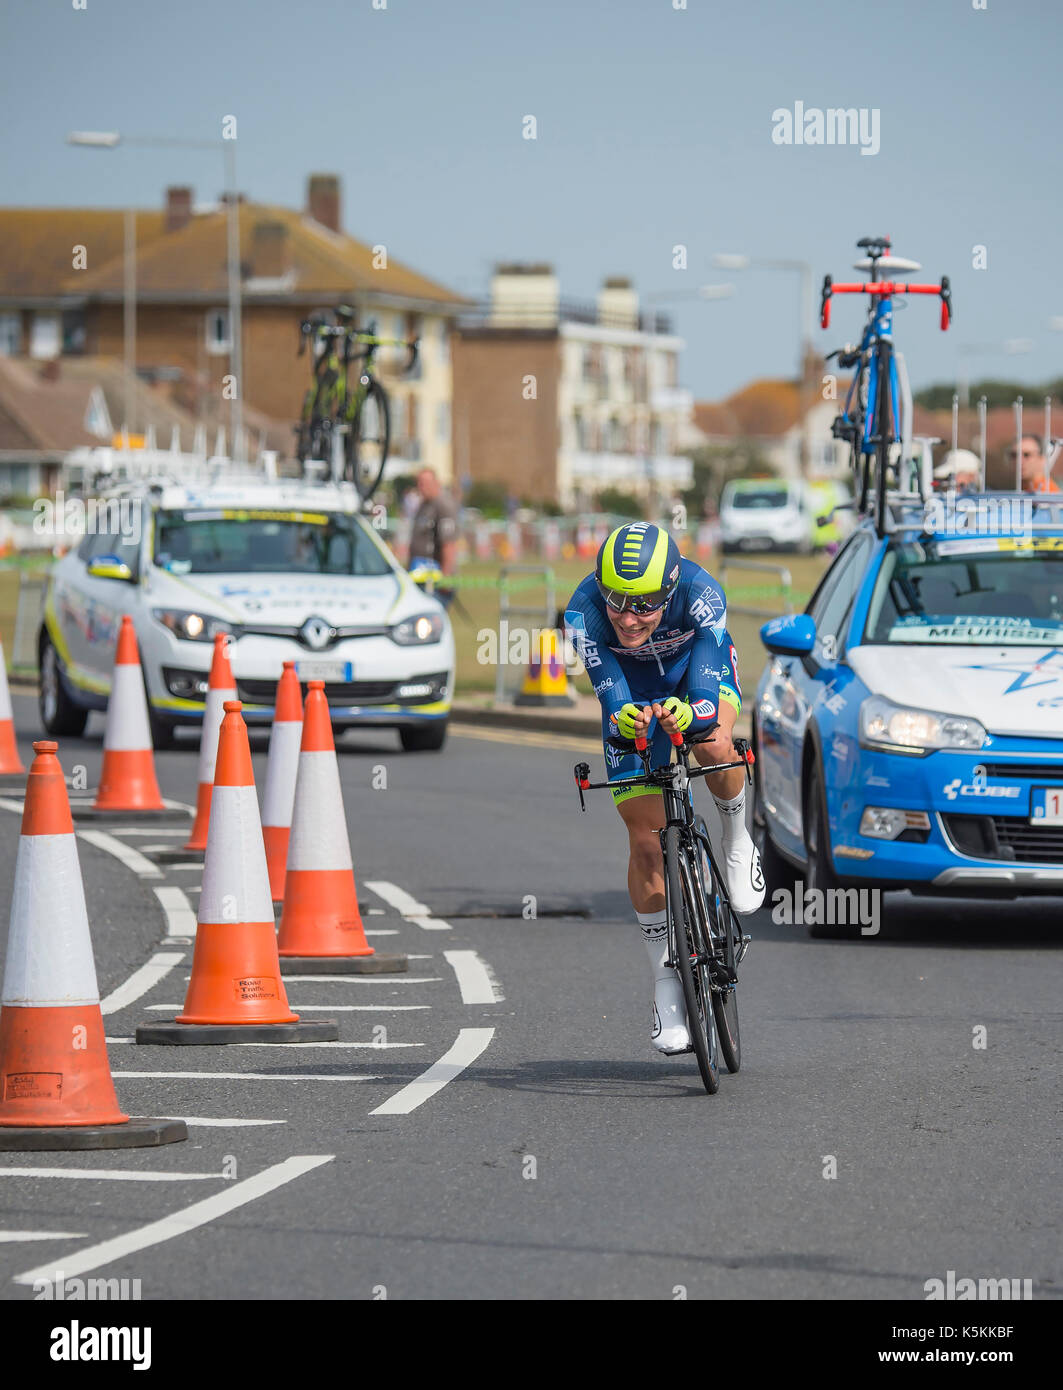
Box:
[883,490,1063,536]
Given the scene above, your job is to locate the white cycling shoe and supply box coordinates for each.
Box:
[722,832,766,915]
[651,974,692,1055]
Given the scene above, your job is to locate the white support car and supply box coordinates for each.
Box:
[38,472,455,751]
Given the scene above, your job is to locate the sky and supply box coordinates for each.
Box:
[2,0,1061,404]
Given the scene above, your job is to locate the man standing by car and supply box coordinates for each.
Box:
[407,468,458,576]
[1007,435,1060,493]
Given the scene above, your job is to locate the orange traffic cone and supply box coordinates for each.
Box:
[83,616,171,817]
[0,639,26,780]
[0,741,186,1149]
[136,702,337,1044]
[261,661,303,902]
[183,633,236,852]
[277,682,406,974]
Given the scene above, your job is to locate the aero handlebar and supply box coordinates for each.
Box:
[820,274,952,331]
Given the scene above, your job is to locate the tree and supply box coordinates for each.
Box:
[681,440,774,516]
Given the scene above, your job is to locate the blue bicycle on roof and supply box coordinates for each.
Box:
[821,235,953,535]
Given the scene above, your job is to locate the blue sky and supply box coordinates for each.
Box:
[3,0,1061,401]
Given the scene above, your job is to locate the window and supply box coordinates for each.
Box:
[0,312,20,355]
[153,511,391,576]
[806,533,874,662]
[205,310,230,355]
[29,313,60,360]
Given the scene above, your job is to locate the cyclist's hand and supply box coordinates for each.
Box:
[657,696,693,736]
[615,702,652,740]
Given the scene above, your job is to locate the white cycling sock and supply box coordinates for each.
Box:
[713,787,749,849]
[636,908,670,979]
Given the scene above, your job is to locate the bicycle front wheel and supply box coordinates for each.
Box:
[346,379,390,501]
[693,818,741,1074]
[665,825,720,1094]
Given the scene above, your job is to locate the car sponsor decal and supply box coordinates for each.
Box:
[890,616,1063,645]
[180,509,331,524]
[960,647,1063,694]
[943,767,1021,801]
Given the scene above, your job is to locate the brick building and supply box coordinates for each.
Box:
[0,176,469,477]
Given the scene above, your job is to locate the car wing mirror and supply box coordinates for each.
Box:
[86,556,135,583]
[760,613,816,656]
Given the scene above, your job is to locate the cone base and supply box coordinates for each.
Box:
[0,1118,188,1151]
[279,954,409,975]
[72,806,191,823]
[135,1020,339,1045]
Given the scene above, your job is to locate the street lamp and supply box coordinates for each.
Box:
[68,129,244,458]
[956,339,1034,408]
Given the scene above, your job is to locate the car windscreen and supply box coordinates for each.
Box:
[152,509,393,576]
[864,537,1063,646]
[727,488,791,511]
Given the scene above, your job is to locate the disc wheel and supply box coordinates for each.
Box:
[665,824,720,1094]
[345,379,390,501]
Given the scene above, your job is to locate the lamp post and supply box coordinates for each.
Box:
[956,339,1034,408]
[68,130,244,458]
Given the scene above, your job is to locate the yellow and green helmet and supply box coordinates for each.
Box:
[595,523,682,613]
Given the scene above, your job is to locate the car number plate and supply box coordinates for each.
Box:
[295,660,352,683]
[1030,786,1063,825]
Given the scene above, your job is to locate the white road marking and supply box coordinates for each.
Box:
[167,865,204,873]
[100,952,185,1015]
[0,798,25,815]
[153,885,198,937]
[407,914,452,932]
[110,1036,422,1047]
[76,829,163,880]
[370,1027,495,1116]
[444,950,504,1005]
[365,929,399,936]
[367,908,385,915]
[112,1071,383,1082]
[108,827,187,838]
[150,1117,286,1128]
[0,1231,88,1243]
[364,880,429,915]
[13,1155,334,1287]
[0,1168,223,1182]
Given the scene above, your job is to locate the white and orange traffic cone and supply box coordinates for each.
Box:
[261,661,303,903]
[277,682,406,975]
[136,701,337,1044]
[0,639,26,782]
[183,633,236,853]
[79,616,175,819]
[0,741,186,1149]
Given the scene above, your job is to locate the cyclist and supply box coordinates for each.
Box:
[565,522,764,1056]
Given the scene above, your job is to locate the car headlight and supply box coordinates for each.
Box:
[859,695,987,755]
[391,612,443,645]
[152,608,233,643]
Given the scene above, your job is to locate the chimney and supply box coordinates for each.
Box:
[489,263,559,328]
[597,277,639,330]
[165,186,193,233]
[307,174,341,233]
[251,221,291,279]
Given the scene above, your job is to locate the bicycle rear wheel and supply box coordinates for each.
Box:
[345,378,390,501]
[665,825,720,1094]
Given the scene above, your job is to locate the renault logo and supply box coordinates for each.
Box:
[299,616,334,651]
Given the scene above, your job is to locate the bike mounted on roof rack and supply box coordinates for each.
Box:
[821,235,953,538]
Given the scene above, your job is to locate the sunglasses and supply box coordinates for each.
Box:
[1007,450,1039,460]
[597,581,669,615]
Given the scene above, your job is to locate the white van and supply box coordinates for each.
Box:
[719,478,812,554]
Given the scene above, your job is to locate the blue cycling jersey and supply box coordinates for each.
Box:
[564,559,741,792]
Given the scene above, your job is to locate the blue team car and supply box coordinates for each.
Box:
[752,495,1063,935]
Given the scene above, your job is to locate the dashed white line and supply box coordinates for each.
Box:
[370,1027,495,1116]
[111,1071,383,1082]
[444,950,504,1005]
[406,914,452,932]
[110,1036,423,1047]
[364,880,428,915]
[0,1168,223,1183]
[100,952,185,1016]
[0,1231,88,1243]
[153,885,198,937]
[13,1155,334,1287]
[76,829,163,880]
[153,1117,286,1128]
[108,827,188,838]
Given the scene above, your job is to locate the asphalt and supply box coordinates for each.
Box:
[0,695,1059,1301]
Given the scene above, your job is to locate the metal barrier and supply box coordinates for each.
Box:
[494,565,557,704]
[719,558,796,618]
[12,572,48,675]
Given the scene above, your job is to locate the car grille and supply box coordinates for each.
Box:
[977,763,1063,782]
[941,813,1063,865]
[238,678,397,705]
